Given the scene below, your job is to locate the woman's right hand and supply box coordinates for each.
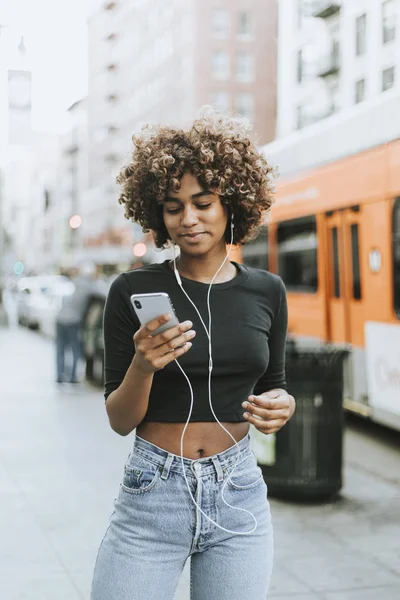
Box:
[132,314,196,374]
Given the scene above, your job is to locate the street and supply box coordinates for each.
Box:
[0,326,400,600]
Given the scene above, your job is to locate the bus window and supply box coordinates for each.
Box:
[242,226,269,271]
[393,198,400,317]
[277,217,318,293]
[351,223,362,300]
[331,227,340,298]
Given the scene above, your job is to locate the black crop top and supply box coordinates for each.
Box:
[103,260,288,423]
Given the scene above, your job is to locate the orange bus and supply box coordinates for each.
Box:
[241,138,400,432]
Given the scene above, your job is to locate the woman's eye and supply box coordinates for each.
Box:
[165,208,180,214]
[197,203,211,210]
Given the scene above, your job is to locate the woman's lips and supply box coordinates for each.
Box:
[181,232,206,243]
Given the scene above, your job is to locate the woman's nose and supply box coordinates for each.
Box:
[181,208,199,227]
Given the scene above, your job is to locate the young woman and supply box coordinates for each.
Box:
[91,110,295,600]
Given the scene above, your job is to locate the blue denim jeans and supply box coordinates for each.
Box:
[91,433,274,600]
[56,323,81,382]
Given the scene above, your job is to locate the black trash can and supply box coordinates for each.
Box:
[253,348,348,500]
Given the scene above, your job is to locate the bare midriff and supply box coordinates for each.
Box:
[136,421,250,459]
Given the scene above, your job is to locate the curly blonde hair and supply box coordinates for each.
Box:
[117,108,275,248]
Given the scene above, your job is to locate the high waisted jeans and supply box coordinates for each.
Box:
[91,433,274,600]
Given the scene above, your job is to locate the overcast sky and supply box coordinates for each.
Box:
[0,0,90,132]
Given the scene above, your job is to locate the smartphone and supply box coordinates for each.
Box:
[130,292,180,336]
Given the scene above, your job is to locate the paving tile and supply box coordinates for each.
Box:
[269,595,324,600]
[374,549,400,577]
[268,564,312,595]
[69,571,93,600]
[0,573,83,600]
[273,528,347,561]
[323,585,400,600]
[0,508,65,578]
[286,553,400,593]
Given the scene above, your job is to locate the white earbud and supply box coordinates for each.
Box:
[172,244,182,285]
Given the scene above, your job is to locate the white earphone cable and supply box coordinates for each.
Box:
[172,216,257,535]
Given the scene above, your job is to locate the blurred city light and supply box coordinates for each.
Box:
[132,242,147,258]
[13,261,24,275]
[69,214,82,229]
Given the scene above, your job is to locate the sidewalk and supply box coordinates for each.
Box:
[0,326,399,599]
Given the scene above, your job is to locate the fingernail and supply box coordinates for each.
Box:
[242,402,248,408]
[164,314,171,321]
[184,320,193,328]
[243,412,249,418]
[186,342,192,348]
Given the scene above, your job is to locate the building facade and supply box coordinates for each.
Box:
[86,0,278,262]
[276,0,400,138]
[1,99,90,275]
[0,29,33,279]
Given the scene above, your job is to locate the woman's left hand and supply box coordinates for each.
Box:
[242,389,296,435]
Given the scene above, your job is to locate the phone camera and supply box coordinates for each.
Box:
[134,300,142,309]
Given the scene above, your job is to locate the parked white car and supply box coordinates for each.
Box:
[17,276,75,337]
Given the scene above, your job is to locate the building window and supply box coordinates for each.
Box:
[44,189,51,211]
[235,92,254,119]
[297,49,303,83]
[300,43,318,79]
[355,13,367,56]
[93,127,108,142]
[382,0,397,44]
[355,78,365,103]
[296,105,306,129]
[153,34,173,65]
[238,11,253,37]
[328,78,340,113]
[212,9,229,37]
[106,94,118,103]
[277,217,318,293]
[211,51,230,80]
[297,0,314,27]
[297,0,303,28]
[108,125,119,135]
[211,91,230,112]
[393,197,400,316]
[104,153,119,164]
[242,226,269,271]
[332,38,341,68]
[236,53,254,82]
[382,66,395,91]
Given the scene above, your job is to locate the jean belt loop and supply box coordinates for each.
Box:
[161,453,174,480]
[211,456,224,483]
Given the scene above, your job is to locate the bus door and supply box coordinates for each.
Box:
[324,207,363,344]
[342,206,363,346]
[325,211,349,343]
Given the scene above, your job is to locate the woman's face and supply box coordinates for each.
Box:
[163,172,228,256]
